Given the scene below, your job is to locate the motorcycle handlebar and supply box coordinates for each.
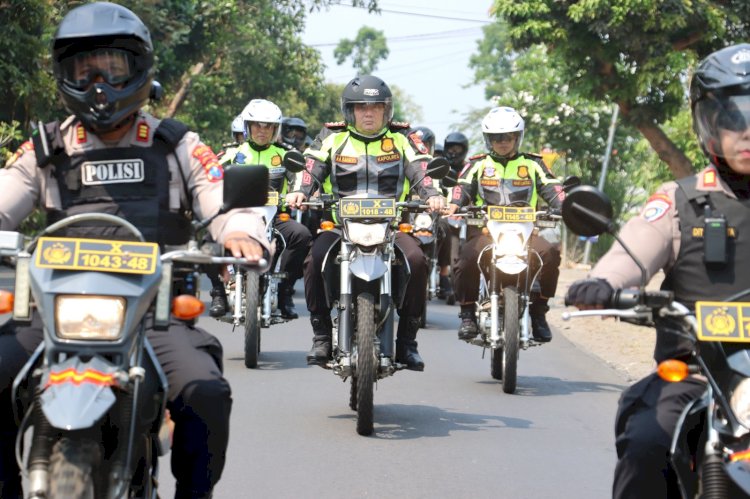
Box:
[161,250,268,270]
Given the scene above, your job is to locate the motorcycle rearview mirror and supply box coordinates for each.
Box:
[282,150,306,173]
[562,175,581,192]
[562,185,649,293]
[425,156,450,180]
[194,165,269,232]
[441,170,458,188]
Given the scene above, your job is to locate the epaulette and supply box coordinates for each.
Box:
[324,121,347,131]
[468,153,487,162]
[389,121,410,131]
[524,152,543,161]
[221,141,239,150]
[276,141,295,151]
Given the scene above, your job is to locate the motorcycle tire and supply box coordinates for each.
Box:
[355,292,377,436]
[48,437,100,499]
[501,286,520,394]
[490,347,503,380]
[244,270,262,369]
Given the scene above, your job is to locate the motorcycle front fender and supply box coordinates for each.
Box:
[670,392,708,499]
[40,357,118,431]
[350,253,388,282]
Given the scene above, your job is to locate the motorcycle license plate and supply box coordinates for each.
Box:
[35,237,159,275]
[487,206,536,222]
[266,191,279,206]
[695,301,750,342]
[339,198,396,218]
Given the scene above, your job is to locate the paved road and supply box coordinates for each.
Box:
[0,269,627,498]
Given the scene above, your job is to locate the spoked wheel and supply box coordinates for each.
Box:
[501,286,520,394]
[354,293,377,436]
[244,271,261,369]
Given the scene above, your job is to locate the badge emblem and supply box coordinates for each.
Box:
[381,137,394,153]
[517,165,529,178]
[483,166,495,177]
[42,243,72,265]
[271,154,282,166]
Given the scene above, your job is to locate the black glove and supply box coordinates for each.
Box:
[565,278,614,307]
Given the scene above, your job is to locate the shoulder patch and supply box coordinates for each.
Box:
[469,153,487,162]
[641,193,672,223]
[192,144,224,182]
[702,169,717,187]
[407,131,429,154]
[524,152,543,161]
[5,140,34,166]
[324,121,346,130]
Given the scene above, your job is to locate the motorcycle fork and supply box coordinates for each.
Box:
[489,260,501,344]
[380,258,394,359]
[338,243,353,354]
[232,266,243,326]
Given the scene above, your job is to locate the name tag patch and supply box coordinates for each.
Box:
[82,159,145,185]
[377,153,401,163]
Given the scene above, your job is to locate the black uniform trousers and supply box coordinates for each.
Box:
[273,216,312,282]
[453,229,561,303]
[0,313,231,499]
[303,230,428,318]
[612,373,706,499]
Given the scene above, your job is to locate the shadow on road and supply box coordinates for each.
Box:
[329,403,533,440]
[227,350,308,370]
[476,376,627,397]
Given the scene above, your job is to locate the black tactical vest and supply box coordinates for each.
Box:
[655,175,750,361]
[46,120,192,246]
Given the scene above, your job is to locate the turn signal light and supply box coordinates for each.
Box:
[320,221,335,231]
[398,223,413,233]
[657,359,689,382]
[278,213,291,222]
[172,295,205,320]
[482,227,489,235]
[0,291,13,314]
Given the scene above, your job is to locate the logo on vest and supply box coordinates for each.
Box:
[517,165,529,178]
[81,159,145,185]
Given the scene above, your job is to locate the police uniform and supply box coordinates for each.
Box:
[221,140,312,300]
[451,152,563,304]
[588,165,750,498]
[0,110,269,497]
[298,121,440,321]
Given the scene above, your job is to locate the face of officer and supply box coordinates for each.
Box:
[249,122,275,146]
[353,102,386,135]
[718,97,750,175]
[488,132,519,158]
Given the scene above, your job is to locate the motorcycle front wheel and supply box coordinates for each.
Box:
[354,292,377,436]
[48,437,100,499]
[244,271,261,369]
[501,286,519,394]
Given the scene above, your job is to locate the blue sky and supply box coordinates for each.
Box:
[301,0,494,144]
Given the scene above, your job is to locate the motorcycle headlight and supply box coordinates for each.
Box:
[55,295,126,341]
[413,213,433,231]
[495,233,526,256]
[345,221,389,246]
[731,378,750,428]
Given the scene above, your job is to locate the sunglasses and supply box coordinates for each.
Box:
[61,48,134,89]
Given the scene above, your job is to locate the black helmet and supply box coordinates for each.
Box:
[444,131,469,168]
[691,43,750,164]
[281,117,308,149]
[434,143,445,157]
[341,75,393,136]
[407,126,435,155]
[52,2,155,132]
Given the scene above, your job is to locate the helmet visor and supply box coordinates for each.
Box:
[59,48,135,89]
[695,95,750,161]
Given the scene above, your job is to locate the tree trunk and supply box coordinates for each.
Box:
[622,103,695,179]
[165,62,205,118]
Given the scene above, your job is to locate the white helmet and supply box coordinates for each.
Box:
[231,115,244,135]
[481,106,525,154]
[240,99,283,143]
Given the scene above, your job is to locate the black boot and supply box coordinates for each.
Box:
[458,308,478,341]
[396,317,425,371]
[278,280,299,319]
[306,315,332,366]
[529,299,552,343]
[209,286,228,318]
[439,275,455,305]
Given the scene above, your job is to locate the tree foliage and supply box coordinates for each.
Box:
[488,0,750,179]
[334,26,389,75]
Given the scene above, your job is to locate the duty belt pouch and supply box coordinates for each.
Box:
[31,120,64,168]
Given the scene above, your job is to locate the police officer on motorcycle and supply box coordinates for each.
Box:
[0,3,268,497]
[221,99,312,319]
[565,43,750,498]
[281,116,309,153]
[447,107,563,343]
[286,75,445,371]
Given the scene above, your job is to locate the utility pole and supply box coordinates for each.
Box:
[582,104,619,266]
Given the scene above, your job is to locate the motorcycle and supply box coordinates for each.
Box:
[214,187,292,369]
[561,185,750,498]
[2,165,268,498]
[407,209,440,327]
[289,154,450,435]
[441,173,466,306]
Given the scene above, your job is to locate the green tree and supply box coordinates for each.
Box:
[334,26,389,75]
[489,0,750,179]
